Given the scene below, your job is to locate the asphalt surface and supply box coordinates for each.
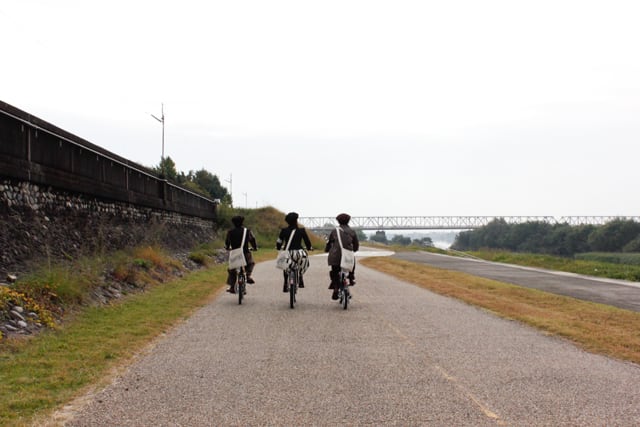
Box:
[393,251,640,312]
[62,251,640,426]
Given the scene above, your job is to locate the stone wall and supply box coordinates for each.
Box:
[0,178,218,277]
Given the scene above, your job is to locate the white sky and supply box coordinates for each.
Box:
[1,0,639,218]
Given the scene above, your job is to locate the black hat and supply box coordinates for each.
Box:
[231,215,244,227]
[336,213,351,225]
[285,212,299,225]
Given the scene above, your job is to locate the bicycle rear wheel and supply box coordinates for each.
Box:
[238,273,245,305]
[342,285,348,310]
[289,271,297,309]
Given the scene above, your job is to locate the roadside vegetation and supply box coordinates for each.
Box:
[575,252,640,265]
[463,250,640,282]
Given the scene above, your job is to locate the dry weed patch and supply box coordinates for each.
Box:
[360,257,640,365]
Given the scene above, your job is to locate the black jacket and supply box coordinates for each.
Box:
[225,226,258,253]
[276,226,312,250]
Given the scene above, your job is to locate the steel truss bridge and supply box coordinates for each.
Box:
[298,216,640,231]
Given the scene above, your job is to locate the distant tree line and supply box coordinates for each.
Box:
[322,228,434,246]
[451,218,640,256]
[368,230,434,247]
[153,156,231,205]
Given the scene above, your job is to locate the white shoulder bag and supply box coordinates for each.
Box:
[275,229,296,270]
[228,228,248,269]
[336,226,355,271]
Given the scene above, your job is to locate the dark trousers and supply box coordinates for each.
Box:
[227,262,255,286]
[329,265,355,289]
[283,270,304,286]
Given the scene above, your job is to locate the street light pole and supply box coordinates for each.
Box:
[224,174,233,207]
[150,103,165,176]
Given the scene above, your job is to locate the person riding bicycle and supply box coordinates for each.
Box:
[276,212,313,292]
[325,213,359,300]
[225,215,258,293]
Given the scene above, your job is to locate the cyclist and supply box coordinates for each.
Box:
[276,212,313,292]
[225,215,258,293]
[325,213,359,300]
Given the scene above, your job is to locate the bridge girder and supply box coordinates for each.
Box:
[298,216,640,231]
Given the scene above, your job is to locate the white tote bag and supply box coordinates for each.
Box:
[228,228,248,269]
[275,251,289,270]
[275,230,296,270]
[336,227,355,271]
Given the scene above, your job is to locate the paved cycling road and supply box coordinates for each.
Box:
[392,251,640,312]
[62,251,640,426]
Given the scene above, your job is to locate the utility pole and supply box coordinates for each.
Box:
[243,192,248,208]
[150,103,165,176]
[225,174,233,207]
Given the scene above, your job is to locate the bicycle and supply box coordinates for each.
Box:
[284,249,310,309]
[228,248,256,305]
[337,270,351,310]
[233,266,247,305]
[286,262,301,309]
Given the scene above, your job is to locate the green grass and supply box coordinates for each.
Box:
[467,250,640,282]
[575,252,640,266]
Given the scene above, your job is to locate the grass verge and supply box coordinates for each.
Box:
[467,250,640,282]
[0,253,262,426]
[360,256,640,365]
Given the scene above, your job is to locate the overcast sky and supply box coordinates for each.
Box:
[2,1,639,218]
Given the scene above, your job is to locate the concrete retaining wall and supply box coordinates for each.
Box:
[0,101,219,276]
[0,178,217,276]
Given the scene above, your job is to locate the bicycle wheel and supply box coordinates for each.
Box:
[342,285,348,310]
[238,277,244,305]
[289,270,297,309]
